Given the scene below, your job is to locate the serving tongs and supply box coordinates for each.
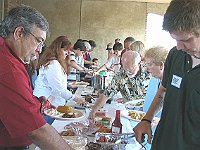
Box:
[114,132,135,144]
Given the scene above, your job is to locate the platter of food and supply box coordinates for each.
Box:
[124,99,144,110]
[94,132,135,146]
[64,122,100,136]
[121,110,146,122]
[44,106,85,121]
[121,110,160,126]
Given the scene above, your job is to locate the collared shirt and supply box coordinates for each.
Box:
[0,37,46,146]
[68,51,84,81]
[105,55,121,73]
[103,68,149,101]
[34,60,74,107]
[152,47,200,150]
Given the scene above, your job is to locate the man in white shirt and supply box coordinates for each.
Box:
[96,42,123,74]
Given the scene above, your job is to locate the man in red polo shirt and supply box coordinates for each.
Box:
[120,36,135,66]
[0,5,73,150]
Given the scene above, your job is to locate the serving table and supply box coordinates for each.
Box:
[50,86,144,150]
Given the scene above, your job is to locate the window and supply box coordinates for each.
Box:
[146,13,176,49]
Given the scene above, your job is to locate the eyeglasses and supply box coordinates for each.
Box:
[29,32,45,48]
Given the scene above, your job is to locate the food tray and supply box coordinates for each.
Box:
[94,132,135,145]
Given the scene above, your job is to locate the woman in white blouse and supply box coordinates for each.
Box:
[34,36,84,108]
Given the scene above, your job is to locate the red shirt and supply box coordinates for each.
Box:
[0,37,46,146]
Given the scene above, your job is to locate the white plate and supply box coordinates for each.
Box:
[124,99,144,110]
[121,110,146,122]
[44,108,85,121]
[121,110,160,124]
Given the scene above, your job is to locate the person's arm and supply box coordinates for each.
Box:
[88,73,120,122]
[144,85,165,120]
[88,93,108,122]
[28,123,74,150]
[84,59,96,65]
[95,64,107,74]
[134,85,166,144]
[69,60,85,71]
[95,56,114,74]
[45,60,74,101]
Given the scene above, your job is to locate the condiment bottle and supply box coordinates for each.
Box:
[111,110,122,134]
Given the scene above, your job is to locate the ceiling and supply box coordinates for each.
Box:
[95,0,171,4]
[134,0,171,3]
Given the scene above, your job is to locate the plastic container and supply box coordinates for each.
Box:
[99,70,106,76]
[62,136,87,150]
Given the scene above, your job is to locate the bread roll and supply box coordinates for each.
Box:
[57,106,73,113]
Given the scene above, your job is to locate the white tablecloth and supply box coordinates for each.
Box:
[36,87,143,150]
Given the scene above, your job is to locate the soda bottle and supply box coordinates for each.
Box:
[111,110,122,133]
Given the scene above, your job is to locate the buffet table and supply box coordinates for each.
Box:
[51,86,143,150]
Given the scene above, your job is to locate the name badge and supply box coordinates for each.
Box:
[171,75,182,88]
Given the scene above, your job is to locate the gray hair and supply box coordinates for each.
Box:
[122,51,141,66]
[130,41,145,57]
[0,4,49,37]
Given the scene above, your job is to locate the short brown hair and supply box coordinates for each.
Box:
[124,37,135,43]
[163,0,200,36]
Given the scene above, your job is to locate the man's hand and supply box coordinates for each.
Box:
[133,120,153,144]
[115,98,128,103]
[38,96,56,113]
[88,110,96,123]
[73,97,85,105]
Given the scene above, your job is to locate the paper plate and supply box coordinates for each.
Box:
[44,108,85,121]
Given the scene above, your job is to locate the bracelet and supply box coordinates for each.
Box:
[141,118,152,124]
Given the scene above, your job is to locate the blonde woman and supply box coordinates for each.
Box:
[144,46,169,80]
[144,46,169,104]
[138,46,169,150]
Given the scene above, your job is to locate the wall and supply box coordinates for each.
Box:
[6,0,169,65]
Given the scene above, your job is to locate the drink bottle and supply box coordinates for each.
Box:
[111,110,122,133]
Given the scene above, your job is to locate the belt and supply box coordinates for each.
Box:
[0,146,29,150]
